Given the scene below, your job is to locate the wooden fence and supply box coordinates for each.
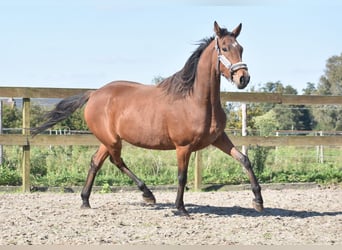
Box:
[1,86,342,192]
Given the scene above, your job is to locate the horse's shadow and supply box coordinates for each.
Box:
[150,202,342,218]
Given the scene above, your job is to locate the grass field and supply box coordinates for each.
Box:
[1,144,341,189]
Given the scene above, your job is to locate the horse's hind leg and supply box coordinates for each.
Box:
[108,145,156,204]
[81,144,109,208]
[212,133,264,212]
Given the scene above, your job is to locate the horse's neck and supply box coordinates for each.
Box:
[193,45,221,107]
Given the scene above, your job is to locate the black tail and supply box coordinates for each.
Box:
[31,91,93,136]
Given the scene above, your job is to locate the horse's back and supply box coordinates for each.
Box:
[98,80,155,95]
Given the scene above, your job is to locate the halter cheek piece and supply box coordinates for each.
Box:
[215,36,248,80]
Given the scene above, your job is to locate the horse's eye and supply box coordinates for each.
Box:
[222,47,228,52]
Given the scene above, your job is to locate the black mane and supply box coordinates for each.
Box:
[157,28,232,97]
[157,36,214,97]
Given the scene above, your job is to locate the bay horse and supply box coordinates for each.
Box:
[32,21,264,216]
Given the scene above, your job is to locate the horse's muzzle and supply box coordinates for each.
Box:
[229,62,249,89]
[238,74,250,89]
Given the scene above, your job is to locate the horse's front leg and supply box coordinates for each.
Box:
[212,133,264,212]
[175,146,192,216]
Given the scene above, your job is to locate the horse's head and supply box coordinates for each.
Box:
[213,21,250,89]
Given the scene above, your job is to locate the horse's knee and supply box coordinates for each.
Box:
[231,148,251,168]
[239,153,252,170]
[178,172,187,185]
[89,158,101,173]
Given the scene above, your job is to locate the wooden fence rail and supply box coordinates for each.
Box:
[1,87,342,191]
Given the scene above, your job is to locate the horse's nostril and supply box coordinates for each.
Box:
[240,75,250,85]
[240,76,246,86]
[240,76,245,84]
[238,75,250,89]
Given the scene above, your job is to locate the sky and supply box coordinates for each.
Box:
[0,0,341,94]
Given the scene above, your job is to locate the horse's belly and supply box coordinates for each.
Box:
[117,114,175,150]
[121,130,175,150]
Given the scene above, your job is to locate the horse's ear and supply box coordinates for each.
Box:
[232,23,242,38]
[214,21,222,37]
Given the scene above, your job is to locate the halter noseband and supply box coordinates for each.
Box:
[215,36,248,79]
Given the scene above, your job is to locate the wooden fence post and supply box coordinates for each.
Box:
[318,131,324,163]
[194,150,202,191]
[241,103,248,155]
[22,98,30,192]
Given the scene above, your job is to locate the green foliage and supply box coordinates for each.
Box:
[249,146,270,176]
[257,146,342,184]
[253,110,278,136]
[1,100,88,133]
[310,53,342,130]
[225,102,241,129]
[151,75,166,85]
[317,53,342,96]
[1,105,21,129]
[302,82,317,95]
[201,147,247,185]
[0,165,21,185]
[100,183,112,193]
[32,104,88,132]
[226,80,315,133]
[257,81,314,131]
[30,103,48,128]
[0,145,341,188]
[0,146,22,185]
[57,108,88,131]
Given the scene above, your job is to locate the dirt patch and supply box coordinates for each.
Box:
[0,186,341,245]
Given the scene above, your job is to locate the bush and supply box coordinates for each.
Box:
[0,165,21,185]
[250,146,270,176]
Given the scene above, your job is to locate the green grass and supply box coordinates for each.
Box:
[0,144,341,188]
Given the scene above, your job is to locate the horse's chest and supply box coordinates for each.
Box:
[209,117,225,136]
[199,109,226,143]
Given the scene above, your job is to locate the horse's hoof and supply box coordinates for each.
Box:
[174,208,191,217]
[142,194,156,204]
[252,200,264,212]
[81,203,91,209]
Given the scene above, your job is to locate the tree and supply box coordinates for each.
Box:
[58,108,88,132]
[253,110,278,136]
[225,102,241,129]
[273,85,313,130]
[253,81,313,131]
[312,53,342,130]
[302,82,317,95]
[30,104,48,129]
[1,104,21,131]
[151,75,165,85]
[259,81,284,93]
[317,53,342,95]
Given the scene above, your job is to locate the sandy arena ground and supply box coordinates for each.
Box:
[0,185,341,245]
